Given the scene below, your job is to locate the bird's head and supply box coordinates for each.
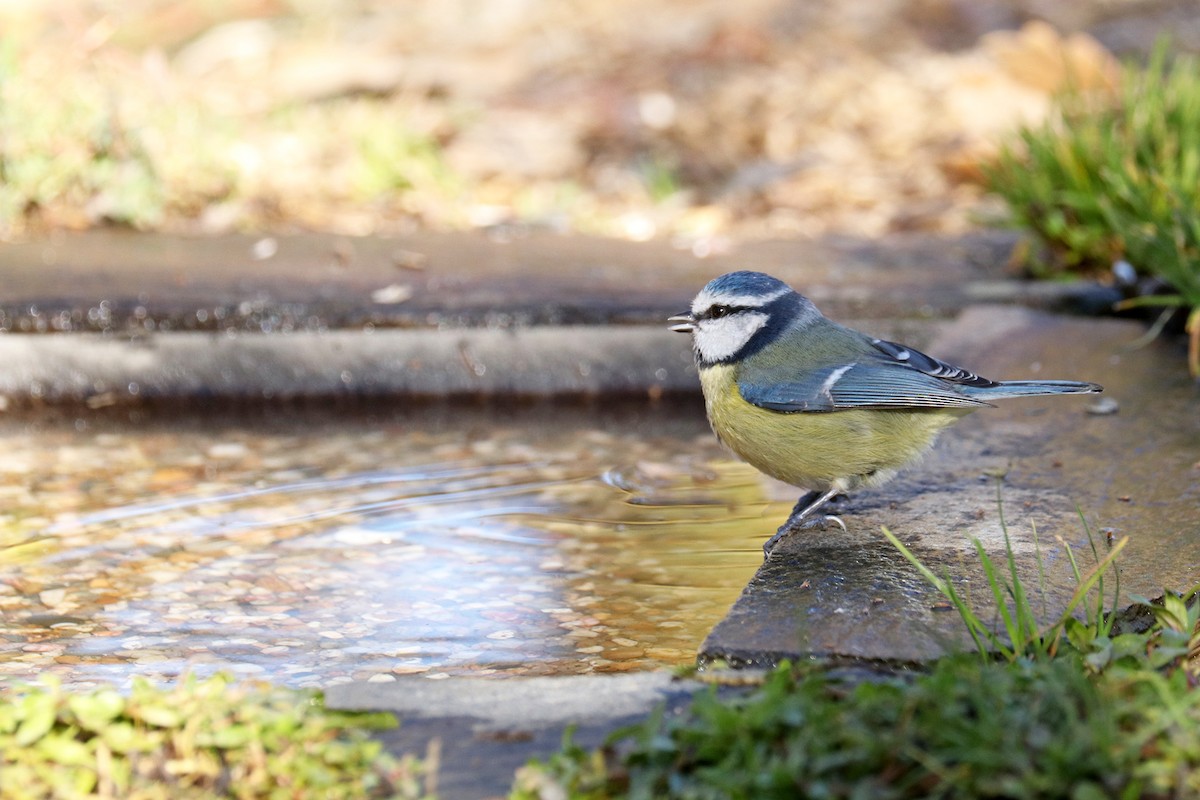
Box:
[669,271,818,366]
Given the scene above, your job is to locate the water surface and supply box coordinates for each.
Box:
[0,401,771,689]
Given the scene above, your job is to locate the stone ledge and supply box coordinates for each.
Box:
[0,325,696,405]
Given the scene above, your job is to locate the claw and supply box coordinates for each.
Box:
[762,487,849,560]
[763,515,849,559]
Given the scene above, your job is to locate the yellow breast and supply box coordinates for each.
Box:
[698,363,965,492]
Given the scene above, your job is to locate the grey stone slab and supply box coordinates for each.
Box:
[326,673,705,800]
[0,229,1121,406]
[0,325,695,404]
[700,306,1200,666]
[326,671,695,731]
[0,230,711,331]
[0,230,1026,335]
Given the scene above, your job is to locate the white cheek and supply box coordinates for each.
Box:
[694,312,768,362]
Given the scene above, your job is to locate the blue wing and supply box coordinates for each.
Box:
[738,337,998,413]
[739,362,993,412]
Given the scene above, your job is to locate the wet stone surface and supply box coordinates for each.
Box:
[0,230,1019,337]
[0,327,699,405]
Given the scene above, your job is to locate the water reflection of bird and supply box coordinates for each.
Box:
[669,271,1103,559]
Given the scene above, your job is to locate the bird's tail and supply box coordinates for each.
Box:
[966,380,1103,400]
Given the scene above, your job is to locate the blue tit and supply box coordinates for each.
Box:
[668,271,1103,559]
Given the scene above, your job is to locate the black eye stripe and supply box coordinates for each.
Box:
[699,303,751,320]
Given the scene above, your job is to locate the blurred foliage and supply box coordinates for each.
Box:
[2,1,1100,243]
[0,32,457,236]
[0,38,165,230]
[985,44,1200,374]
[0,673,428,799]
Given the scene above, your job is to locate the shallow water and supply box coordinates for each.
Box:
[0,401,771,689]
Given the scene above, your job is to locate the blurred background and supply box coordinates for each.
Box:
[1,0,1193,244]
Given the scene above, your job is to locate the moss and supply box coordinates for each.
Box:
[0,673,429,799]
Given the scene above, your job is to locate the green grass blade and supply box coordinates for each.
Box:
[880,527,994,660]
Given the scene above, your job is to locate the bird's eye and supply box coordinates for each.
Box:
[710,304,732,319]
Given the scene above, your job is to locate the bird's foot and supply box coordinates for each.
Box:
[762,514,847,560]
[823,493,849,512]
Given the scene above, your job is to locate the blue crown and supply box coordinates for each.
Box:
[704,271,792,298]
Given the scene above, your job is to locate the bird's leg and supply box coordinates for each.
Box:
[762,486,846,559]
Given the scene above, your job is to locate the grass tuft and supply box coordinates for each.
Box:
[880,503,1126,663]
[984,43,1200,374]
[513,648,1200,799]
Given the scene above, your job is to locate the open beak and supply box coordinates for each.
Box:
[668,311,695,333]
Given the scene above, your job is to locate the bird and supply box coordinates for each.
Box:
[668,271,1103,559]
